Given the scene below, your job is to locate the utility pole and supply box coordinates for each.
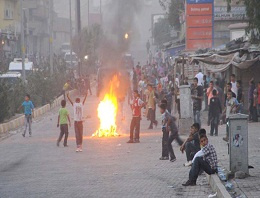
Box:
[69,0,73,69]
[76,0,81,76]
[20,0,26,83]
[49,0,54,75]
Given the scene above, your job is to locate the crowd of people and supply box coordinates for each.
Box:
[18,59,260,188]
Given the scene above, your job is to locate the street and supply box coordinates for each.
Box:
[0,94,212,198]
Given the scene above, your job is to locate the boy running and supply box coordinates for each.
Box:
[57,100,71,147]
[182,133,218,186]
[159,103,183,162]
[67,92,88,152]
[18,94,34,137]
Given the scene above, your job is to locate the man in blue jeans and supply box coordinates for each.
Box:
[18,94,34,137]
[182,134,218,186]
[191,78,203,126]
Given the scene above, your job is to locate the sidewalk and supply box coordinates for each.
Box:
[203,120,260,197]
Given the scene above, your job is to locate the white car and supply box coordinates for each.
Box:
[0,72,22,84]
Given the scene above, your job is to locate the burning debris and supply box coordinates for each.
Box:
[92,75,120,137]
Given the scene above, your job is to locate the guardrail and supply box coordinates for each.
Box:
[0,90,76,134]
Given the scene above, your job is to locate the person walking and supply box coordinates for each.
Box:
[209,90,222,136]
[67,92,88,152]
[147,84,158,129]
[195,69,204,86]
[18,94,34,137]
[248,79,257,122]
[191,78,203,126]
[56,100,71,147]
[127,90,145,143]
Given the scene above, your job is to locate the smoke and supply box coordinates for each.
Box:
[100,0,144,66]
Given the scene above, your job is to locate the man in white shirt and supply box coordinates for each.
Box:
[67,92,88,152]
[195,69,204,86]
[230,74,237,97]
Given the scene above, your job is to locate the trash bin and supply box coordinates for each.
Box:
[228,113,249,174]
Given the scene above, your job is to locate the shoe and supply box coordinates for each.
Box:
[184,161,192,167]
[64,145,69,147]
[134,139,140,143]
[170,158,176,162]
[159,156,169,160]
[76,148,80,152]
[223,137,229,142]
[182,180,196,186]
[209,133,213,136]
[215,134,218,136]
[127,140,134,143]
[148,126,153,129]
[22,133,25,137]
[29,133,32,137]
[56,141,60,147]
[79,148,83,152]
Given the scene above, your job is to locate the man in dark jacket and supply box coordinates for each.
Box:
[209,90,222,136]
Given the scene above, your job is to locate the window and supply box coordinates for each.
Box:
[4,1,14,20]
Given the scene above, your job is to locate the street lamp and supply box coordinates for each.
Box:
[124,33,129,39]
[1,40,4,45]
[84,55,89,60]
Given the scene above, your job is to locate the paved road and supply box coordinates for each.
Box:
[0,95,212,198]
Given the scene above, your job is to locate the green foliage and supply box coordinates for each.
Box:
[0,64,67,123]
[168,0,185,30]
[153,17,173,46]
[226,0,260,36]
[72,24,103,63]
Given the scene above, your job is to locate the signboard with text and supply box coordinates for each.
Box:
[186,0,214,50]
[187,3,212,15]
[187,39,213,49]
[187,15,213,27]
[187,27,212,39]
[214,6,246,21]
[187,0,213,4]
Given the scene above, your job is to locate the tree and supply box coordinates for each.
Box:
[153,17,172,46]
[160,0,185,30]
[226,0,260,36]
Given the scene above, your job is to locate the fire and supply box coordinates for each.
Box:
[92,76,119,137]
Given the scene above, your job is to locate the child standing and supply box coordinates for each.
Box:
[182,133,218,186]
[159,103,183,162]
[57,100,71,147]
[209,89,222,136]
[223,90,238,142]
[18,94,34,137]
[67,92,87,152]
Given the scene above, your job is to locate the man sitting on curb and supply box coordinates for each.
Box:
[180,123,201,167]
[182,133,218,186]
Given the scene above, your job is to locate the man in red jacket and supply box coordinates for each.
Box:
[127,90,145,143]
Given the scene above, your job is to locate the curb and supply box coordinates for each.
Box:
[206,174,231,198]
[0,90,76,135]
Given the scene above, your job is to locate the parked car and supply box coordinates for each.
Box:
[9,58,34,76]
[0,71,22,85]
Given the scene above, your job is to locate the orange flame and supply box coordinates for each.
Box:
[92,75,119,137]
